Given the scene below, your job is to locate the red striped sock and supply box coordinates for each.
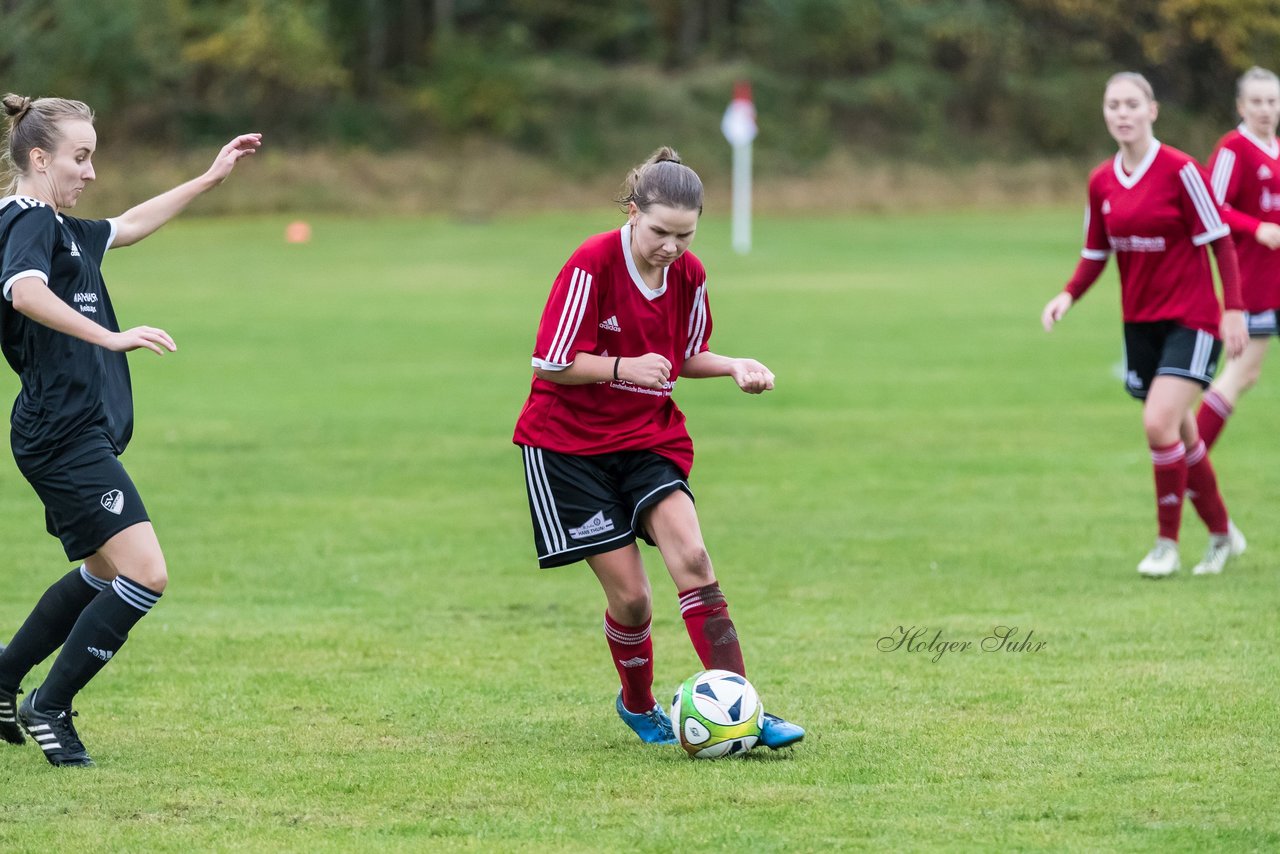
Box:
[604,612,655,714]
[1184,440,1229,535]
[678,582,746,677]
[1150,441,1187,541]
[1196,390,1233,450]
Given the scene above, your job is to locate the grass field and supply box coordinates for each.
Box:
[1,208,1278,852]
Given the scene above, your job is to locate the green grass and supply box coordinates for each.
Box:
[1,209,1278,852]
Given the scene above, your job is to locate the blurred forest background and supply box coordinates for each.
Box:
[5,0,1280,213]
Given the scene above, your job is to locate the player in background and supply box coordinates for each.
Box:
[1041,73,1249,578]
[1196,67,1280,462]
[513,147,804,749]
[0,93,259,765]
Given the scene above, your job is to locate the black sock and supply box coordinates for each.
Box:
[0,566,109,694]
[35,575,162,712]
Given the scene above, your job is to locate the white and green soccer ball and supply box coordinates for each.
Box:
[670,669,764,758]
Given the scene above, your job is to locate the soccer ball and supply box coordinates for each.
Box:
[670,669,764,758]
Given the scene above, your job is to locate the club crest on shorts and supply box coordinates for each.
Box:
[100,489,124,515]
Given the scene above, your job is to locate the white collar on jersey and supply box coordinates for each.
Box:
[620,222,668,301]
[0,194,63,222]
[1113,139,1162,189]
[1237,123,1280,159]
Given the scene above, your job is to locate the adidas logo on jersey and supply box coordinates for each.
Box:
[1260,165,1273,180]
[69,240,81,258]
[568,510,615,540]
[599,315,621,332]
[1102,200,1111,215]
[100,489,124,515]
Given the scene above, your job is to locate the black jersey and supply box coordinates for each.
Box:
[0,196,132,458]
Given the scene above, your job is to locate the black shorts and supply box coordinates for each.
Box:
[1122,321,1221,400]
[519,446,692,568]
[1245,309,1279,338]
[14,435,150,561]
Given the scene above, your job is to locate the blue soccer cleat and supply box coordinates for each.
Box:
[759,712,805,749]
[615,692,677,745]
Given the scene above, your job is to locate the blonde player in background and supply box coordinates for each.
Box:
[1041,73,1248,578]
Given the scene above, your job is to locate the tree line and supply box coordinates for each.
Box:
[3,0,1279,168]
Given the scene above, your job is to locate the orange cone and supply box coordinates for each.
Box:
[285,221,312,243]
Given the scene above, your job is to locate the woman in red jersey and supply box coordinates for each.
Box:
[1196,67,1280,459]
[513,147,803,749]
[1042,73,1249,578]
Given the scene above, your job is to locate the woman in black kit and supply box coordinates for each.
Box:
[0,93,259,766]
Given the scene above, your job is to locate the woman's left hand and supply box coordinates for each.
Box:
[731,359,775,394]
[206,133,263,185]
[1221,309,1247,359]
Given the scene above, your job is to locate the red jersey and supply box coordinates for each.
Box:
[512,224,712,476]
[1208,126,1280,312]
[1081,142,1230,335]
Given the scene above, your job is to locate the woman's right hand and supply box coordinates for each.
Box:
[1041,292,1074,332]
[109,326,177,356]
[619,353,671,389]
[1256,222,1280,250]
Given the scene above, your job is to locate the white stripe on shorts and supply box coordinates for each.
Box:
[523,446,568,556]
[1191,329,1213,379]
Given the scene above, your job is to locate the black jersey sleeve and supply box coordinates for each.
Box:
[1,201,58,300]
[64,216,114,263]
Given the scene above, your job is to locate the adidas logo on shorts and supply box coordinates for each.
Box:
[100,489,124,515]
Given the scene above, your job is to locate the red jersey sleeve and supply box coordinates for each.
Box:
[530,255,600,371]
[1081,182,1110,262]
[1177,160,1232,246]
[1208,143,1263,236]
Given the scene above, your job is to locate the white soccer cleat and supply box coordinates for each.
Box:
[1137,538,1180,578]
[1193,534,1234,576]
[1227,521,1247,557]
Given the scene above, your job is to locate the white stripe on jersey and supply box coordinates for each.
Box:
[0,195,47,211]
[522,446,567,555]
[684,283,707,359]
[3,269,49,301]
[1081,205,1111,260]
[545,267,592,367]
[1210,149,1236,205]
[1180,163,1231,245]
